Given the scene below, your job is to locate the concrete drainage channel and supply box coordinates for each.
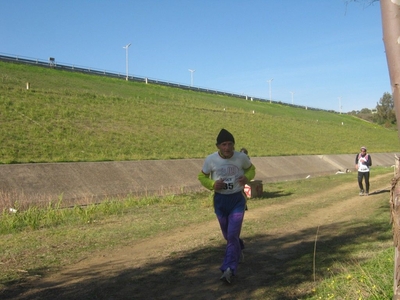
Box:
[0,153,397,210]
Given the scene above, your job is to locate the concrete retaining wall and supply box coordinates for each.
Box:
[0,153,397,209]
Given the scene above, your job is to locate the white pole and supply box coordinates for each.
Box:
[188,69,195,86]
[338,96,342,114]
[267,79,273,103]
[290,91,294,104]
[123,43,131,81]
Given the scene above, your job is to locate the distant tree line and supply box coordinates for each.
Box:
[348,92,397,128]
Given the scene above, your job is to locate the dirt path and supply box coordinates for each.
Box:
[5,173,394,300]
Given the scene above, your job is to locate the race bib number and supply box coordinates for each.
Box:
[223,176,235,190]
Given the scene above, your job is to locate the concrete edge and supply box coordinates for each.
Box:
[0,153,397,209]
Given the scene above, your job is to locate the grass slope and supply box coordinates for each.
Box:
[1,61,399,164]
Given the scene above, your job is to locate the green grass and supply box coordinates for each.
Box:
[0,192,214,235]
[1,61,399,164]
[308,247,393,299]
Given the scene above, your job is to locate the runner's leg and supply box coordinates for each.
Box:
[364,172,370,193]
[357,172,364,191]
[219,211,244,275]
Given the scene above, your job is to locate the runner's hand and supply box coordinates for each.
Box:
[214,178,225,190]
[238,176,248,186]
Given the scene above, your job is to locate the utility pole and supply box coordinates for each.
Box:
[267,78,273,103]
[188,69,195,87]
[123,43,131,80]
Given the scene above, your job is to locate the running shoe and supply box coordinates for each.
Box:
[220,267,232,284]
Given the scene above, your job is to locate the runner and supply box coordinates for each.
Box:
[198,129,256,283]
[355,146,372,196]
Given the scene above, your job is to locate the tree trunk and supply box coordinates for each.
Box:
[380,0,400,135]
[380,1,400,298]
[391,156,400,299]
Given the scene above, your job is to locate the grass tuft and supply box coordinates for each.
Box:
[309,248,393,299]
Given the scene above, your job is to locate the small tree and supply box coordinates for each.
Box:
[375,92,396,125]
[360,108,372,114]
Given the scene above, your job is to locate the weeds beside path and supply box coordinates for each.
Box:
[1,171,394,299]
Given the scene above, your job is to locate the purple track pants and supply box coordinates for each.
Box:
[214,191,246,275]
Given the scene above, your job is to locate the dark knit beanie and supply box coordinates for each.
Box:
[216,129,235,145]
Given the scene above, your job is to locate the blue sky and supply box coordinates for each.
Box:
[0,0,388,112]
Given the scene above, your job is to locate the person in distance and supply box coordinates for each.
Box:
[355,146,372,196]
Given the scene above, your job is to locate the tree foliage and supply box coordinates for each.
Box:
[375,92,396,126]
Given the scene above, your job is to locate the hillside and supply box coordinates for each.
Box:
[1,61,399,164]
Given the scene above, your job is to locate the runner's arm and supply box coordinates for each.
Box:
[355,154,359,170]
[198,171,215,190]
[244,164,256,182]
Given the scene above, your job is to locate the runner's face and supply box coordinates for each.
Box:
[217,141,234,158]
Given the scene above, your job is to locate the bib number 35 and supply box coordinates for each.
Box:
[223,177,235,190]
[224,182,234,190]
